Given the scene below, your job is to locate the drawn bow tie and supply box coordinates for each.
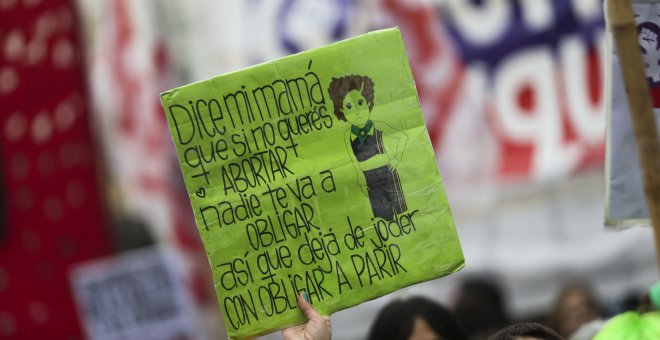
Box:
[351,120,374,144]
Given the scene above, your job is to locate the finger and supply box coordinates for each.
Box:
[298,292,323,321]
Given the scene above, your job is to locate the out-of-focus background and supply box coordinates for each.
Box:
[0,0,657,339]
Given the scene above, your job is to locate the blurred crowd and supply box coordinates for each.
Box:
[345,276,658,339]
[280,274,660,339]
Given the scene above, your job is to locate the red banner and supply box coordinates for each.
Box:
[0,1,111,338]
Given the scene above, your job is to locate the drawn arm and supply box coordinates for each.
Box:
[345,131,369,196]
[358,154,390,171]
[345,129,389,172]
[378,121,408,170]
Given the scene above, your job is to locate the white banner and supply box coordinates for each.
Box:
[70,246,204,340]
[605,0,660,228]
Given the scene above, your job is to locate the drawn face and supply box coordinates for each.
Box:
[342,90,370,127]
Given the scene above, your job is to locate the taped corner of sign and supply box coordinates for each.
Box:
[604,218,652,230]
[372,26,401,39]
[160,89,176,106]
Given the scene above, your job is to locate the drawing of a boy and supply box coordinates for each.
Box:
[328,75,408,221]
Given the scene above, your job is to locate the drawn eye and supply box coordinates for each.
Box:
[358,99,364,105]
[346,103,352,110]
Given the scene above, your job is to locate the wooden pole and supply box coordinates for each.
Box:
[607,0,660,272]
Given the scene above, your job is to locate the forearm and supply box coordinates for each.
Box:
[358,154,389,171]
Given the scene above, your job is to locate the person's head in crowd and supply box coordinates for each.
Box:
[593,311,660,340]
[550,281,602,338]
[452,276,510,339]
[487,323,563,340]
[367,296,466,340]
[620,290,646,313]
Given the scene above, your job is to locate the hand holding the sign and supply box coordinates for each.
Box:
[282,293,332,340]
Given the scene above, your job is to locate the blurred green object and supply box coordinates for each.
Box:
[650,281,660,310]
[594,311,660,340]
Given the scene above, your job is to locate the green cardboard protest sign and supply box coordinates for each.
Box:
[160,28,464,339]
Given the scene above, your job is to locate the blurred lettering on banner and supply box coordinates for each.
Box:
[79,0,201,249]
[605,0,660,228]
[168,0,607,187]
[160,28,464,339]
[433,0,606,186]
[70,246,202,340]
[77,0,212,315]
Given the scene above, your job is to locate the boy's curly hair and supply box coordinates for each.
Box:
[327,75,375,121]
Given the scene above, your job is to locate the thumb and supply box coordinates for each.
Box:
[298,292,323,321]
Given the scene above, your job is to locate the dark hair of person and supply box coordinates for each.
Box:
[453,277,510,338]
[367,296,466,340]
[549,281,602,336]
[327,75,375,121]
[488,323,564,340]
